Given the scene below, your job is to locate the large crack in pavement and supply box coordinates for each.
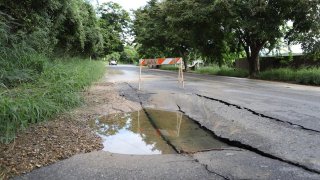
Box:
[142,108,180,154]
[204,165,230,180]
[125,82,320,175]
[201,163,230,180]
[124,83,235,178]
[196,94,320,134]
[177,103,320,174]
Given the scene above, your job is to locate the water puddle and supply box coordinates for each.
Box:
[91,109,229,155]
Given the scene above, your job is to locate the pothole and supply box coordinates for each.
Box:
[90,109,230,155]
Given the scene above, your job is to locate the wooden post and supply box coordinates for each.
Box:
[138,110,140,133]
[139,60,142,90]
[178,62,181,83]
[180,58,184,88]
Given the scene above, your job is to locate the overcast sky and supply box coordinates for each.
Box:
[93,0,148,11]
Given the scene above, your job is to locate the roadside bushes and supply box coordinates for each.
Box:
[160,64,249,78]
[195,65,249,78]
[257,67,320,85]
[161,63,319,85]
[0,53,46,88]
[0,13,46,88]
[0,59,105,143]
[295,68,320,85]
[217,66,249,78]
[159,65,179,71]
[0,4,108,144]
[195,66,220,74]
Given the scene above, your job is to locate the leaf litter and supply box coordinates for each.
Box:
[0,81,141,179]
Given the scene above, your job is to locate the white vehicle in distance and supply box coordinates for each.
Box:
[109,60,117,65]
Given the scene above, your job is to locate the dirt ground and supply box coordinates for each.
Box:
[0,76,141,179]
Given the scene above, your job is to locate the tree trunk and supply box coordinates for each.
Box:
[247,48,261,78]
[218,58,223,68]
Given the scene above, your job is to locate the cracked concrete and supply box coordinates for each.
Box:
[193,150,320,180]
[127,79,320,173]
[172,93,320,173]
[122,66,320,173]
[15,152,223,180]
[121,79,320,176]
[17,65,320,179]
[196,94,320,133]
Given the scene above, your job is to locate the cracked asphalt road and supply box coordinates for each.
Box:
[18,65,320,179]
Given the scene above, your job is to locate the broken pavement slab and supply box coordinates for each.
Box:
[10,65,320,179]
[119,77,320,173]
[174,93,320,173]
[14,151,224,180]
[15,150,320,180]
[193,150,320,180]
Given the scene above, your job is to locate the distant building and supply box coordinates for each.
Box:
[260,41,303,57]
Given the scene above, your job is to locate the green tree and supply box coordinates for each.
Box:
[164,0,233,67]
[286,1,320,60]
[0,0,103,57]
[133,0,170,58]
[133,0,319,75]
[98,2,131,55]
[105,52,121,62]
[81,3,104,58]
[134,0,194,68]
[120,46,139,64]
[223,0,319,77]
[134,0,238,67]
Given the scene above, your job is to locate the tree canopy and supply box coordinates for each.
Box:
[133,0,320,76]
[1,0,319,76]
[98,2,131,55]
[0,0,133,59]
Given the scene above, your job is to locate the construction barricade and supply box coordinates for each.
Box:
[139,58,184,90]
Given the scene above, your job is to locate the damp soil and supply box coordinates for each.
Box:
[91,109,229,155]
[0,80,141,180]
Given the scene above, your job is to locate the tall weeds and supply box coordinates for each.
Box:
[258,67,320,85]
[0,59,105,143]
[0,10,106,144]
[195,65,249,78]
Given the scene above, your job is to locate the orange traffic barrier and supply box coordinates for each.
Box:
[139,58,184,90]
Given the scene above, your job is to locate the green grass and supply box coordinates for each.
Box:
[160,64,319,85]
[258,67,320,85]
[159,65,179,71]
[195,65,249,78]
[195,66,220,74]
[0,53,46,88]
[160,64,249,78]
[0,58,105,143]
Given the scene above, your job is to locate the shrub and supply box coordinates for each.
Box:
[195,66,220,74]
[160,65,179,71]
[195,65,249,77]
[217,66,249,77]
[0,59,105,143]
[295,67,320,85]
[258,67,320,85]
[258,68,296,82]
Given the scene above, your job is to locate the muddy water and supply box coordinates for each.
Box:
[91,109,229,155]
